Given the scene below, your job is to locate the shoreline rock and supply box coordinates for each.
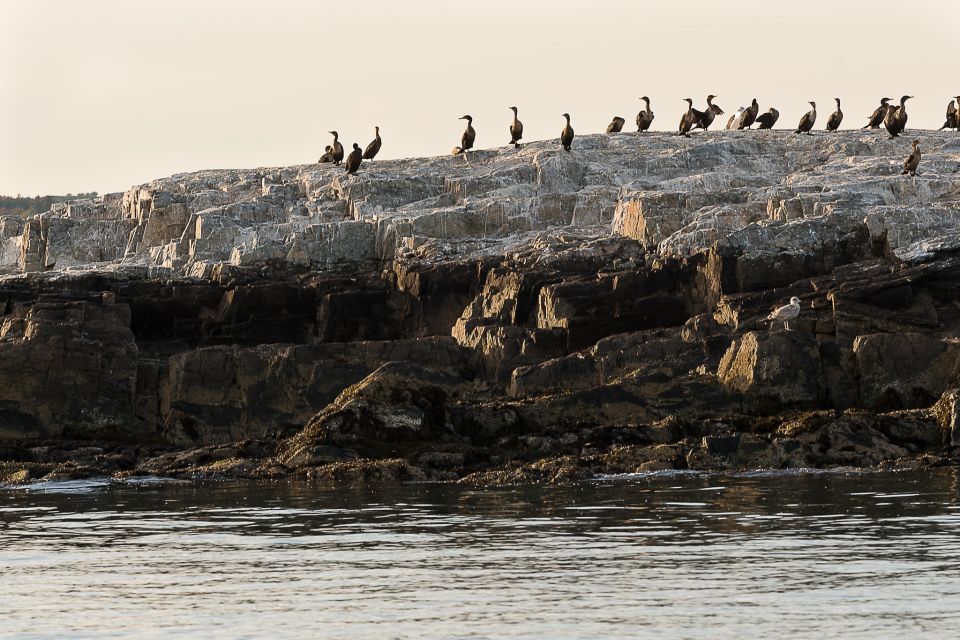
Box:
[2,130,960,485]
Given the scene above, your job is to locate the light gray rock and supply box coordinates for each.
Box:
[5,131,960,282]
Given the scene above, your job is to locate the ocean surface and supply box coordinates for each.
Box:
[2,469,959,639]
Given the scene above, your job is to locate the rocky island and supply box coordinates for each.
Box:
[2,130,960,485]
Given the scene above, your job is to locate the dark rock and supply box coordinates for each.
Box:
[853,334,960,411]
[717,331,823,412]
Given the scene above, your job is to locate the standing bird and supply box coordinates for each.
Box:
[826,98,843,131]
[329,131,344,166]
[456,115,476,154]
[362,126,382,161]
[902,140,921,176]
[560,113,574,151]
[606,116,626,133]
[679,98,697,137]
[636,96,655,132]
[508,107,523,147]
[767,297,802,331]
[884,95,913,138]
[726,107,745,130]
[796,101,817,135]
[737,98,760,129]
[755,108,780,130]
[345,143,363,175]
[693,95,724,130]
[939,98,959,131]
[863,98,893,129]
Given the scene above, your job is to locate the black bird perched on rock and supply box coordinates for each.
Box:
[884,95,912,138]
[560,113,574,151]
[328,131,344,165]
[755,108,780,129]
[363,127,383,160]
[456,115,476,154]
[693,95,724,130]
[902,140,921,176]
[796,101,817,135]
[508,107,523,147]
[737,98,759,129]
[826,98,843,131]
[863,98,892,129]
[318,145,334,163]
[606,116,626,133]
[345,143,362,175]
[636,97,655,132]
[679,98,697,137]
[939,98,959,131]
[362,126,381,160]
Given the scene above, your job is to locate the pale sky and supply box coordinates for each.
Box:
[1,0,958,196]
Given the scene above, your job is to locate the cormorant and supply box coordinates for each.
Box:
[884,95,912,138]
[456,115,476,154]
[560,113,574,151]
[345,143,362,175]
[939,98,959,131]
[362,126,381,160]
[755,108,780,129]
[679,98,697,137]
[318,145,334,163]
[902,140,921,176]
[863,98,892,129]
[329,131,344,165]
[606,116,626,133]
[826,98,843,131]
[796,102,817,135]
[508,107,523,147]
[693,95,724,130]
[737,98,759,129]
[636,97,655,132]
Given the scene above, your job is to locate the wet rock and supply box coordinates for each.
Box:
[717,331,823,412]
[0,299,138,440]
[277,362,471,466]
[161,337,471,445]
[932,389,960,446]
[853,334,960,411]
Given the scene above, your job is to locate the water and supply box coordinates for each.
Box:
[2,470,960,639]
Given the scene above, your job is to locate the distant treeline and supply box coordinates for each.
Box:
[0,193,98,218]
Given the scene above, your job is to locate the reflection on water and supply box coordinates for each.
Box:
[2,470,960,639]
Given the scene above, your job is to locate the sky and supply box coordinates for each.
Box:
[1,0,958,196]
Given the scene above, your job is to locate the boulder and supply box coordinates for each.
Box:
[853,333,960,410]
[717,331,823,412]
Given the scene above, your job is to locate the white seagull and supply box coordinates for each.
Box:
[766,296,801,331]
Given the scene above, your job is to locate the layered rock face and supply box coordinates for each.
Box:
[2,130,960,483]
